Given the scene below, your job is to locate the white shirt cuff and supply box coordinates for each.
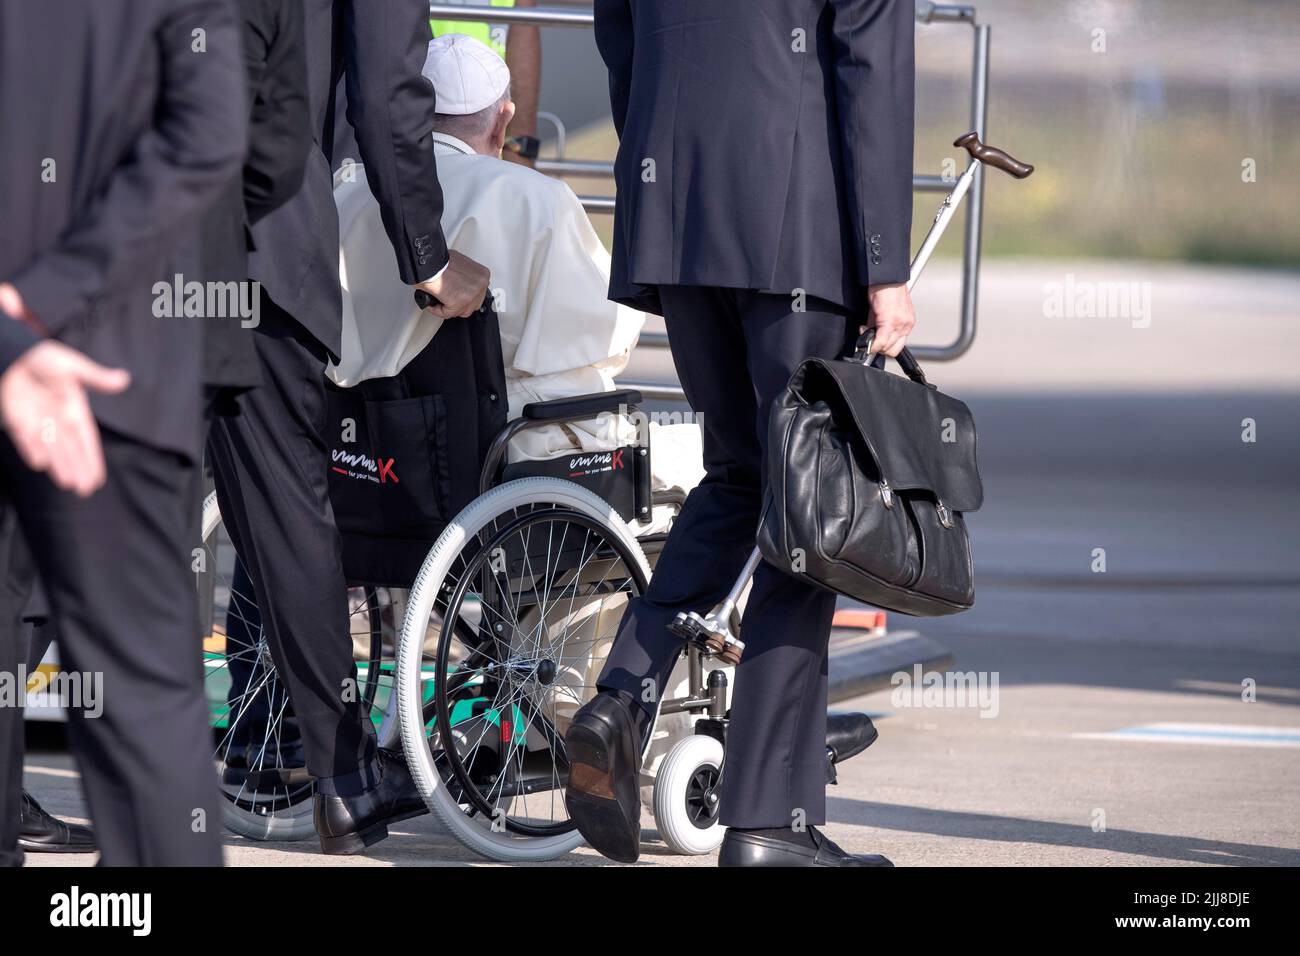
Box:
[420,257,450,285]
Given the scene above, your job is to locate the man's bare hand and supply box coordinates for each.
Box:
[0,340,130,497]
[863,282,917,357]
[415,250,490,319]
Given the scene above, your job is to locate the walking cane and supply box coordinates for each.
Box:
[669,132,1034,664]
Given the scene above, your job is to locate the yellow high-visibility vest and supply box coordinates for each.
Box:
[430,0,515,59]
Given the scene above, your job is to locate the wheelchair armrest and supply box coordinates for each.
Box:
[479,388,647,495]
[521,388,643,423]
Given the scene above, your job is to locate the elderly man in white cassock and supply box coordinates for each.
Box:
[333,33,683,476]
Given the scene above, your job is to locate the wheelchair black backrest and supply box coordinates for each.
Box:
[324,303,508,587]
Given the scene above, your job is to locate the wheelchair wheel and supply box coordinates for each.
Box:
[396,478,650,862]
[653,733,726,855]
[198,492,402,841]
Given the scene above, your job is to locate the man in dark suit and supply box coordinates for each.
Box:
[566,0,917,867]
[1,0,312,859]
[191,0,313,797]
[204,0,491,855]
[0,0,249,866]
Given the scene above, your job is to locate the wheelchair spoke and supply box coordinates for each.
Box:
[213,662,279,757]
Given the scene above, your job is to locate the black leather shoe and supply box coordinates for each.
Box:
[718,826,893,867]
[827,711,879,764]
[18,791,96,854]
[314,749,428,855]
[563,691,642,863]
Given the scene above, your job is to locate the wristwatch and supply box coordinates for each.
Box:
[504,135,541,160]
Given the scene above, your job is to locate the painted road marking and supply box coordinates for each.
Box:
[1075,722,1300,748]
[22,765,80,780]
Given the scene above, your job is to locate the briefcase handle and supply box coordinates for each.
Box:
[851,328,932,388]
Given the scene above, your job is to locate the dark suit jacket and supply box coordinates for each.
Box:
[248,0,450,360]
[594,0,915,316]
[196,0,311,403]
[0,0,248,460]
[242,0,313,229]
[0,316,37,378]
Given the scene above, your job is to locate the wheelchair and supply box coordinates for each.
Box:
[199,385,882,859]
[197,388,743,857]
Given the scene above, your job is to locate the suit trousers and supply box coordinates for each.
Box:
[0,512,54,868]
[0,501,28,867]
[205,298,378,794]
[0,429,222,866]
[597,285,856,829]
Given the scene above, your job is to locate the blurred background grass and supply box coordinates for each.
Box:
[543,0,1300,269]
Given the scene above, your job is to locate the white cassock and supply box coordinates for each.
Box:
[331,133,703,509]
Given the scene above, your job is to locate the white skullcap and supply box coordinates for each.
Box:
[422,33,511,115]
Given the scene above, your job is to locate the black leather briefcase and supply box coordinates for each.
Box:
[757,338,982,616]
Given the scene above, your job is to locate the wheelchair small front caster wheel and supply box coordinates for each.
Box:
[653,734,726,855]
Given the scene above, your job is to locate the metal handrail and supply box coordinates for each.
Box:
[428,2,991,368]
[544,160,960,195]
[429,3,595,26]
